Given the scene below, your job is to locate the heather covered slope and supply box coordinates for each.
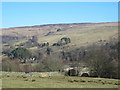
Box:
[1,22,118,49]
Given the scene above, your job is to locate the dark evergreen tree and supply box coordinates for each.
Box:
[9,47,31,60]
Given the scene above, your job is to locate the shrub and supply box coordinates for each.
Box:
[88,80,93,82]
[73,79,79,82]
[98,80,102,82]
[31,79,36,82]
[7,74,10,77]
[52,43,60,46]
[24,78,28,81]
[57,28,62,32]
[114,83,118,85]
[107,82,113,84]
[101,82,105,84]
[22,76,27,78]
[80,79,86,82]
[60,37,71,44]
[68,80,74,83]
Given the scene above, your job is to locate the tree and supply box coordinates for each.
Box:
[31,36,38,42]
[61,37,71,44]
[42,55,63,72]
[87,46,115,78]
[9,47,32,60]
[57,28,62,32]
[46,47,52,55]
[46,42,49,46]
[57,37,71,46]
[2,59,13,72]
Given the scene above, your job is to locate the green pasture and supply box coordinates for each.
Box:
[1,72,119,88]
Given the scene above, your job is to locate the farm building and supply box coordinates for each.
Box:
[63,64,90,77]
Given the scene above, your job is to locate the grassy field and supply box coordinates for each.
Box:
[1,72,119,88]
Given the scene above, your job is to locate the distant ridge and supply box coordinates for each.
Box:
[1,22,118,30]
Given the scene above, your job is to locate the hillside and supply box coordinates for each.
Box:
[1,22,119,79]
[1,22,118,51]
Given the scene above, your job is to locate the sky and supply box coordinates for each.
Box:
[2,2,118,28]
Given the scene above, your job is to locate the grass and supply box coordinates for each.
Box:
[28,47,38,50]
[13,39,28,46]
[37,23,118,46]
[1,72,119,88]
[2,22,118,53]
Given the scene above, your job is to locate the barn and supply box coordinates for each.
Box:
[63,64,90,77]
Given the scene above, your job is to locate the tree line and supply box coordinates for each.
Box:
[2,37,119,79]
[60,38,119,79]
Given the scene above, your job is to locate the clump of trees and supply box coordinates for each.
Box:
[87,46,118,78]
[2,46,63,72]
[60,39,118,79]
[57,28,62,32]
[2,35,119,79]
[60,37,71,45]
[2,58,21,72]
[87,40,118,78]
[52,43,61,46]
[2,54,63,72]
[8,47,32,60]
[34,55,63,72]
[52,37,71,46]
[39,42,49,47]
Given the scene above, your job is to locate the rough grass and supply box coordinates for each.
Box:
[2,22,118,51]
[1,72,119,88]
[37,23,118,46]
[13,39,28,46]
